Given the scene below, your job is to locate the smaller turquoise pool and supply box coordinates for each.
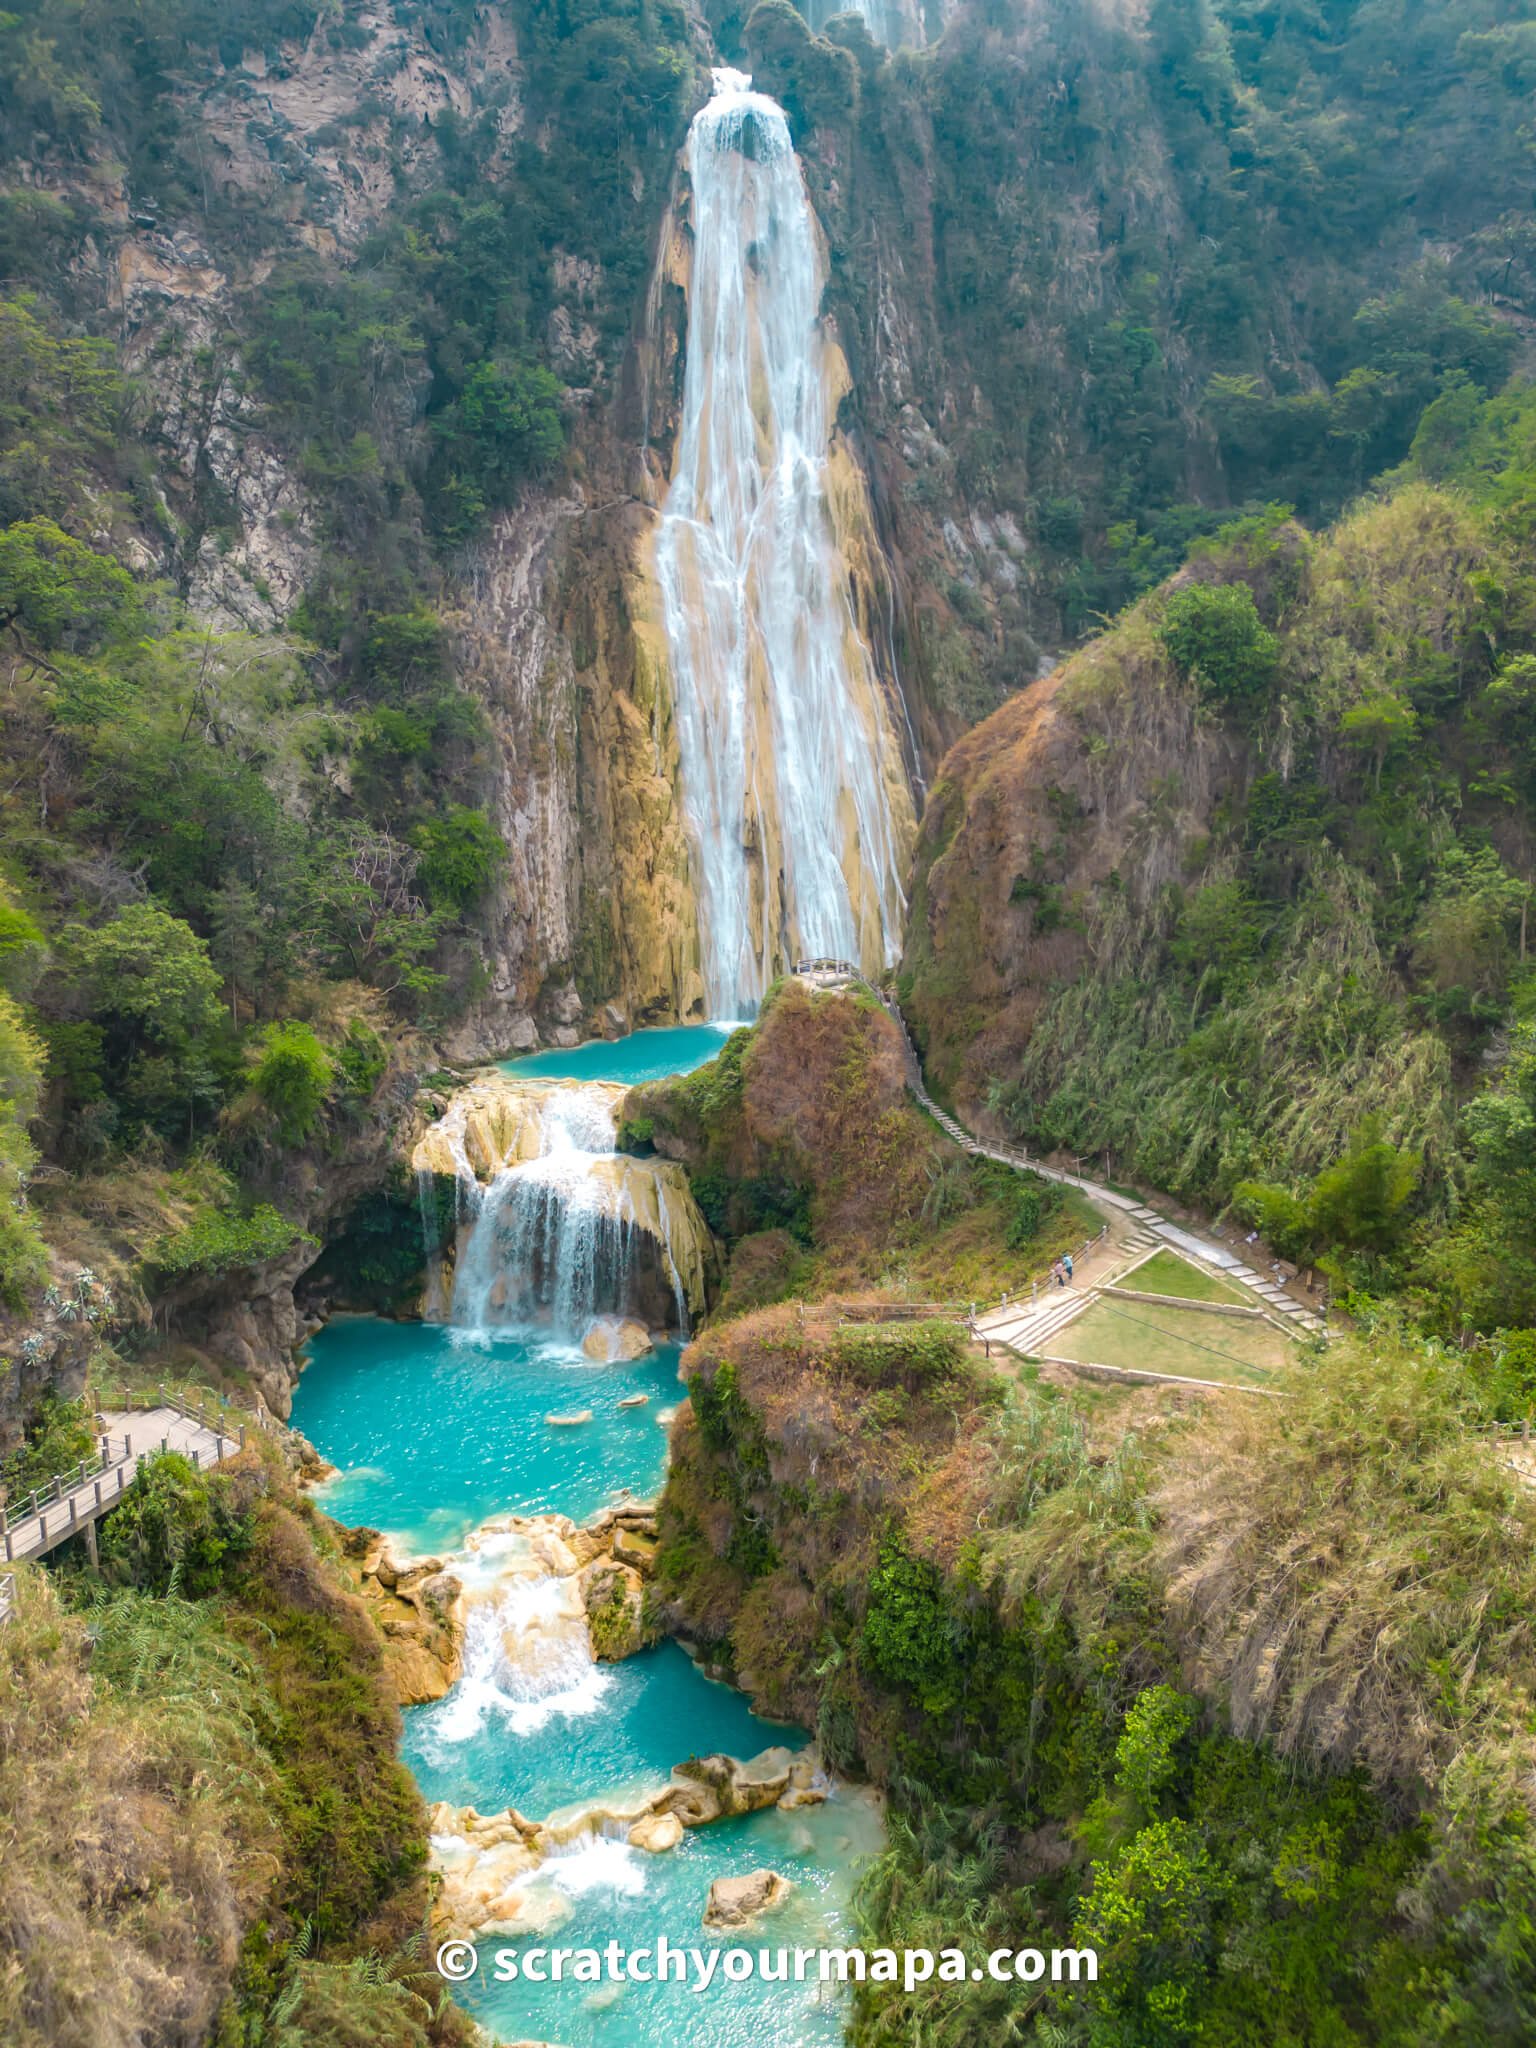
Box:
[454,1790,887,2048]
[293,1319,681,1555]
[500,1022,738,1086]
[406,1639,801,1817]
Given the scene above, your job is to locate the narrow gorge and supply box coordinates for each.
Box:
[281,65,912,2047]
[294,1024,885,2048]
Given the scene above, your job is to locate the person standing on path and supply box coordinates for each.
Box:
[1064,1252,1074,1283]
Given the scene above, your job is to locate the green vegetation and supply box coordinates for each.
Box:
[658,1309,1536,2047]
[895,403,1536,1372]
[0,1440,457,2048]
[630,984,1092,1311]
[1117,1249,1249,1306]
[1049,1296,1291,1387]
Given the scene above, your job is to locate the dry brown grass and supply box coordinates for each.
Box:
[1150,1333,1536,1809]
[0,1569,279,2048]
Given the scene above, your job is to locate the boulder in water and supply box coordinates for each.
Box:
[628,1811,684,1853]
[779,1752,830,1810]
[617,1390,650,1409]
[545,1408,593,1427]
[702,1869,792,1929]
[582,1314,654,1362]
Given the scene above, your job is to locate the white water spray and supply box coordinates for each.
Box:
[656,68,913,1016]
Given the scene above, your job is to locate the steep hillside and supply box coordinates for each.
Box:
[657,1304,1536,2045]
[735,0,1535,740]
[900,387,1536,1341]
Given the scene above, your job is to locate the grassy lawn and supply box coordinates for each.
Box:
[1049,1297,1293,1387]
[1116,1248,1253,1306]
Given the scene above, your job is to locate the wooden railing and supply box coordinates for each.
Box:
[0,1385,259,1574]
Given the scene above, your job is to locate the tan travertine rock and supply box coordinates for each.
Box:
[628,1811,684,1852]
[582,1314,654,1361]
[612,1524,659,1577]
[703,1869,792,1929]
[779,1753,829,1810]
[545,1409,593,1427]
[355,1540,465,1705]
[409,1074,713,1318]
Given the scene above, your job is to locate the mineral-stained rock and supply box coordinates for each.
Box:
[659,1747,796,1823]
[355,1538,465,1705]
[778,1753,830,1811]
[545,1409,593,1427]
[580,1557,647,1660]
[612,1524,658,1577]
[702,1869,792,1929]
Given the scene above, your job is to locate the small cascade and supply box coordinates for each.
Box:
[424,1572,609,1750]
[411,1073,712,1338]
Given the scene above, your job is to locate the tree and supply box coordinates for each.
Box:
[1159,581,1279,705]
[0,516,138,649]
[1307,1117,1421,1252]
[0,987,45,1305]
[60,903,223,1054]
[52,903,226,1137]
[1338,692,1417,791]
[409,805,505,913]
[431,358,564,539]
[1412,846,1528,1008]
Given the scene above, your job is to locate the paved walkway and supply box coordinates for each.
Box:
[793,959,1326,1350]
[2,1405,239,1565]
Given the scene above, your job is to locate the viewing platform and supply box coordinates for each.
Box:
[1,1389,245,1569]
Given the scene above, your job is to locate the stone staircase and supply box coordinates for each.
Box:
[978,1286,1100,1357]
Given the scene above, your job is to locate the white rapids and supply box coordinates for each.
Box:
[656,67,915,1017]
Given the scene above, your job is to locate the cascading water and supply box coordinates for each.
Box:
[656,68,915,1017]
[424,1080,704,1337]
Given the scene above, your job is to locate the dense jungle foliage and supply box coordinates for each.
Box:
[896,380,1536,1405]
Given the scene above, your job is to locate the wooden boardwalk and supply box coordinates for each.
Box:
[1,1397,243,1566]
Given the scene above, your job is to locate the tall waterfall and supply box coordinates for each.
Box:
[656,69,914,1018]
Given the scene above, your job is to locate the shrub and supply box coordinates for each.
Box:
[860,1533,959,1716]
[98,1451,254,1596]
[251,1020,334,1142]
[832,1320,965,1393]
[147,1203,313,1282]
[1,1392,95,1498]
[1159,580,1279,704]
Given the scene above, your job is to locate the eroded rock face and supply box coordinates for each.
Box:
[346,1532,466,1705]
[703,1869,793,1929]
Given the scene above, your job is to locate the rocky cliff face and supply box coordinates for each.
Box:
[27,3,709,1055]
